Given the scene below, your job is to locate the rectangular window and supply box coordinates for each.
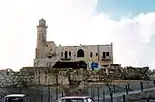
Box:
[102,52,106,58]
[90,52,92,57]
[106,52,109,56]
[61,52,63,56]
[69,51,71,56]
[96,53,98,56]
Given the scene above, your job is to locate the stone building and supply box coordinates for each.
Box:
[34,19,114,69]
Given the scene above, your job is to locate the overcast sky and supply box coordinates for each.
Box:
[0,0,155,71]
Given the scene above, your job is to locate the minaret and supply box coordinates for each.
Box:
[35,19,48,59]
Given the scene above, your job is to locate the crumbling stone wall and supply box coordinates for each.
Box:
[0,66,151,88]
[18,67,108,87]
[0,69,34,87]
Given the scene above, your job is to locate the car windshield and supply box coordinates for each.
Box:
[4,97,24,102]
[58,98,87,102]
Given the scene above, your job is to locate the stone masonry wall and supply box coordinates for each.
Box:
[0,67,107,88]
[0,69,35,87]
[0,67,151,88]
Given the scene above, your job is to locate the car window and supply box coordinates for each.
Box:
[61,99,84,102]
[6,97,24,102]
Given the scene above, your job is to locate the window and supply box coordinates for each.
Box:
[61,99,84,102]
[96,53,98,56]
[45,75,47,83]
[90,52,92,57]
[69,51,71,56]
[77,49,84,57]
[48,56,52,58]
[6,97,24,102]
[61,52,63,56]
[106,52,109,56]
[65,51,68,59]
[102,65,108,67]
[102,52,106,58]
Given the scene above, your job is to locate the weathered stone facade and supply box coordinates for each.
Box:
[34,19,113,68]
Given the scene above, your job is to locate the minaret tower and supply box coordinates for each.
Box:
[35,19,48,59]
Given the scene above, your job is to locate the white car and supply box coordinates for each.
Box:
[1,94,30,102]
[57,96,94,102]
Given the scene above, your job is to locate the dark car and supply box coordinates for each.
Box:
[57,96,94,102]
[1,94,30,102]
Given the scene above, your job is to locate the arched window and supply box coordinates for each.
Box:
[65,51,68,59]
[61,51,63,56]
[77,49,84,57]
[69,51,71,56]
[90,52,92,57]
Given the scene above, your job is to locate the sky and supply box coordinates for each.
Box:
[0,0,155,71]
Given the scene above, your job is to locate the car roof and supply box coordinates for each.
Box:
[59,96,91,99]
[5,94,26,97]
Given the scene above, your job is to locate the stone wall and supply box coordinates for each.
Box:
[0,66,151,88]
[0,69,34,87]
[0,67,153,102]
[21,67,99,86]
[0,67,108,88]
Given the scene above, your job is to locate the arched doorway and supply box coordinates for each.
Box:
[77,49,84,57]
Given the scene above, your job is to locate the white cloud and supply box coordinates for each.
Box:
[0,0,155,71]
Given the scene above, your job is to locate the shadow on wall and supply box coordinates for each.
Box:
[53,61,87,69]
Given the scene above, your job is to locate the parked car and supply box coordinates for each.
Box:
[1,94,30,102]
[57,96,94,102]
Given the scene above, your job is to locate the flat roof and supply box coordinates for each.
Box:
[5,94,26,97]
[56,44,112,48]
